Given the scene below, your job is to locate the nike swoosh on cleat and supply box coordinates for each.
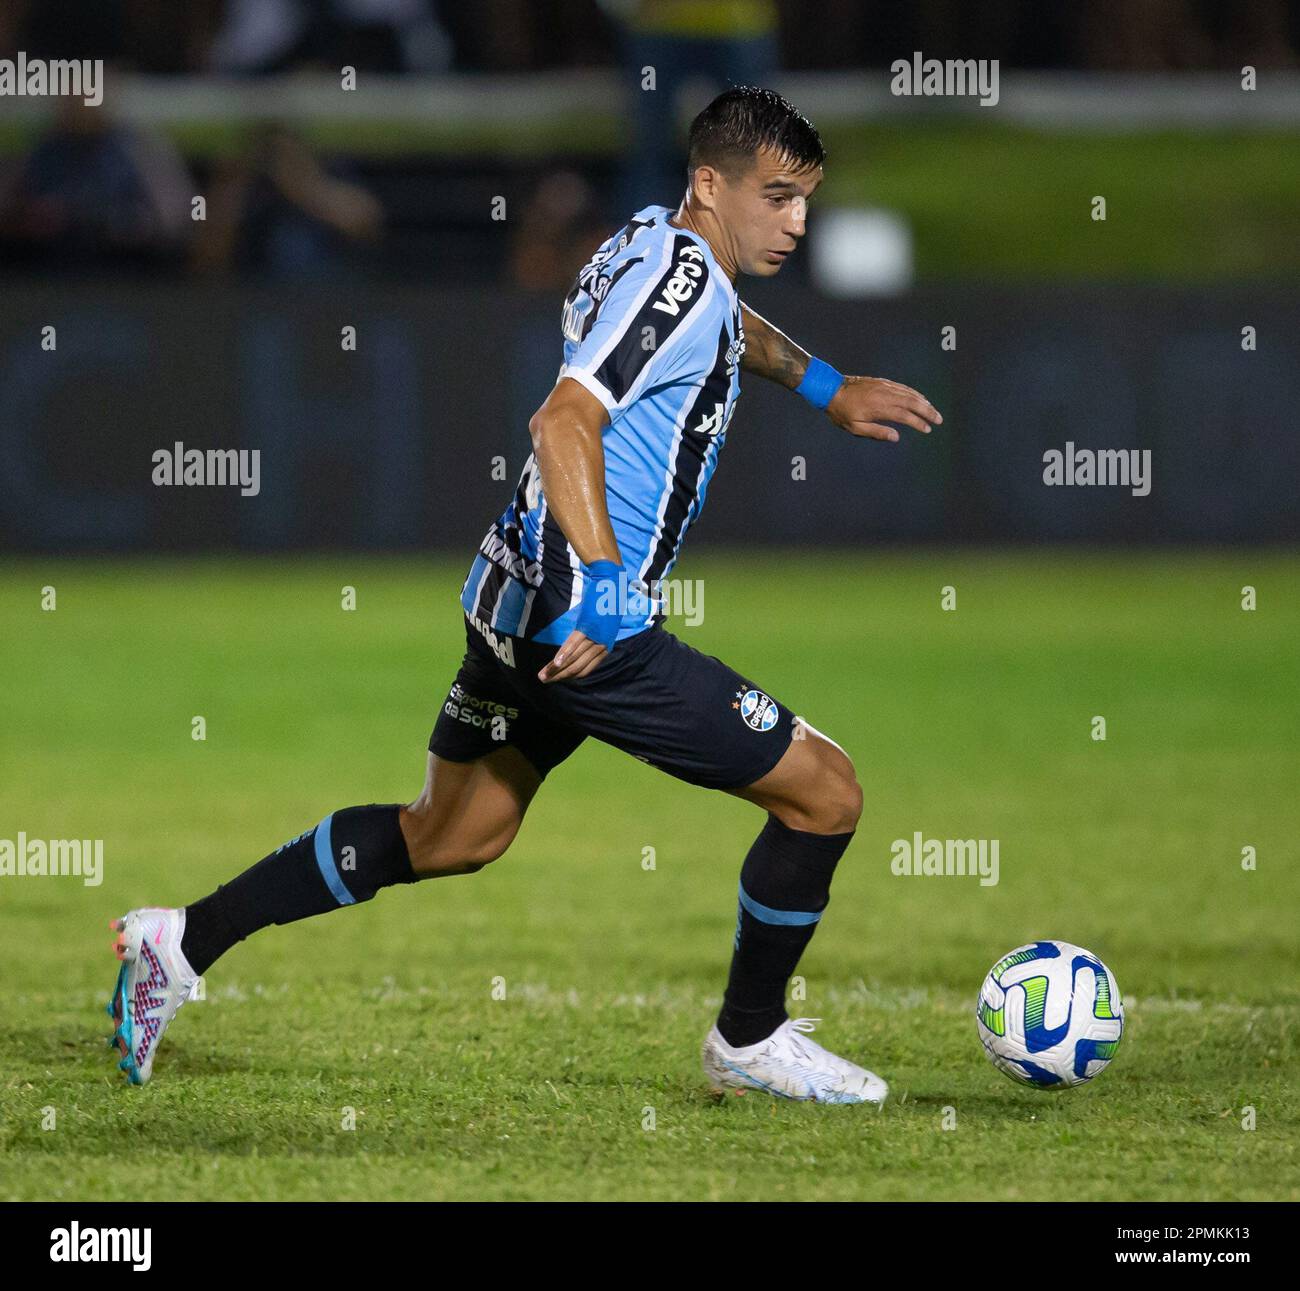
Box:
[718,1057,817,1101]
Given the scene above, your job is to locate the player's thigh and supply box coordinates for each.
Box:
[535,627,797,792]
[401,747,542,877]
[727,718,863,835]
[414,616,585,875]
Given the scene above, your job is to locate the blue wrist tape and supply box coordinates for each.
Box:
[795,357,845,410]
[576,559,623,649]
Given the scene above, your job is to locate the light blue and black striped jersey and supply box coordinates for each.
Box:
[460,204,744,644]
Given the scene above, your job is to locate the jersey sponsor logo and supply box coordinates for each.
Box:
[685,319,741,437]
[563,251,614,343]
[562,219,650,343]
[651,244,706,316]
[736,687,779,732]
[521,453,543,511]
[725,332,745,377]
[470,615,517,667]
[444,681,519,731]
[561,297,585,344]
[479,531,542,588]
[688,400,732,437]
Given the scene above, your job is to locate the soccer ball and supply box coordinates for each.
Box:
[976,940,1124,1088]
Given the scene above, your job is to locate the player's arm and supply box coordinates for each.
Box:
[738,301,811,390]
[528,376,623,684]
[739,301,943,442]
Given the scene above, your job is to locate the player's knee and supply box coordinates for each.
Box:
[764,733,868,837]
[843,771,865,832]
[817,768,862,835]
[794,743,862,835]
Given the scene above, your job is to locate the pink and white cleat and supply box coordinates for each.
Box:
[702,1017,889,1105]
[105,908,199,1086]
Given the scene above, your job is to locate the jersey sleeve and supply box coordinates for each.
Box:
[560,232,720,417]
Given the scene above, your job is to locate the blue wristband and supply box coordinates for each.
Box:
[795,357,845,410]
[575,559,623,649]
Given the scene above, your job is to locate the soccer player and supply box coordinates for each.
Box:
[107,86,942,1102]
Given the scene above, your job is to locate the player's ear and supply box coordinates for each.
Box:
[689,164,720,210]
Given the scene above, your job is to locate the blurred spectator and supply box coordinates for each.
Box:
[192,123,383,278]
[6,0,127,64]
[1074,0,1299,70]
[1076,0,1216,70]
[603,0,780,213]
[1,0,222,73]
[0,90,194,271]
[208,0,452,74]
[508,169,609,292]
[434,0,615,71]
[3,0,1294,74]
[116,0,227,76]
[1225,0,1300,69]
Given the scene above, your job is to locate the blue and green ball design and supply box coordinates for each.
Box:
[975,940,1124,1088]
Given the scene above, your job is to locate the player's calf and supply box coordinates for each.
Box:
[399,745,538,876]
[399,798,517,876]
[184,747,537,973]
[103,805,414,1088]
[104,750,541,1084]
[177,802,418,979]
[713,723,863,1050]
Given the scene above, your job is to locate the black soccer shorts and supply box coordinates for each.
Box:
[429,613,796,790]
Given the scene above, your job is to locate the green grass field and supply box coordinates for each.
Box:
[1,551,1296,1201]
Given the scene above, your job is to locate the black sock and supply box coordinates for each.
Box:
[180,804,416,976]
[716,813,853,1048]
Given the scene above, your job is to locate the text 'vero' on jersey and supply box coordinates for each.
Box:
[461,204,745,643]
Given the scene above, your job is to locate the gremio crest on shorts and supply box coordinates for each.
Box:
[736,688,779,732]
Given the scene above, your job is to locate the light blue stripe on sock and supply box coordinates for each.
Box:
[738,882,821,926]
[313,813,355,905]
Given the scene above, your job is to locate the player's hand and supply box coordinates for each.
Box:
[826,375,943,443]
[538,629,609,683]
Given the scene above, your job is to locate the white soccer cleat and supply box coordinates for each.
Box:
[104,907,199,1086]
[702,1017,889,1106]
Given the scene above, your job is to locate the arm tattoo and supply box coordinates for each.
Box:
[739,302,811,390]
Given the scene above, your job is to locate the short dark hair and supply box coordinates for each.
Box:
[686,86,826,183]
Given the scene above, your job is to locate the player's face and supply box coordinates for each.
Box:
[720,147,823,277]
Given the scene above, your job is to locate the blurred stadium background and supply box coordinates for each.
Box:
[2,1,1298,1204]
[1,0,1298,550]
